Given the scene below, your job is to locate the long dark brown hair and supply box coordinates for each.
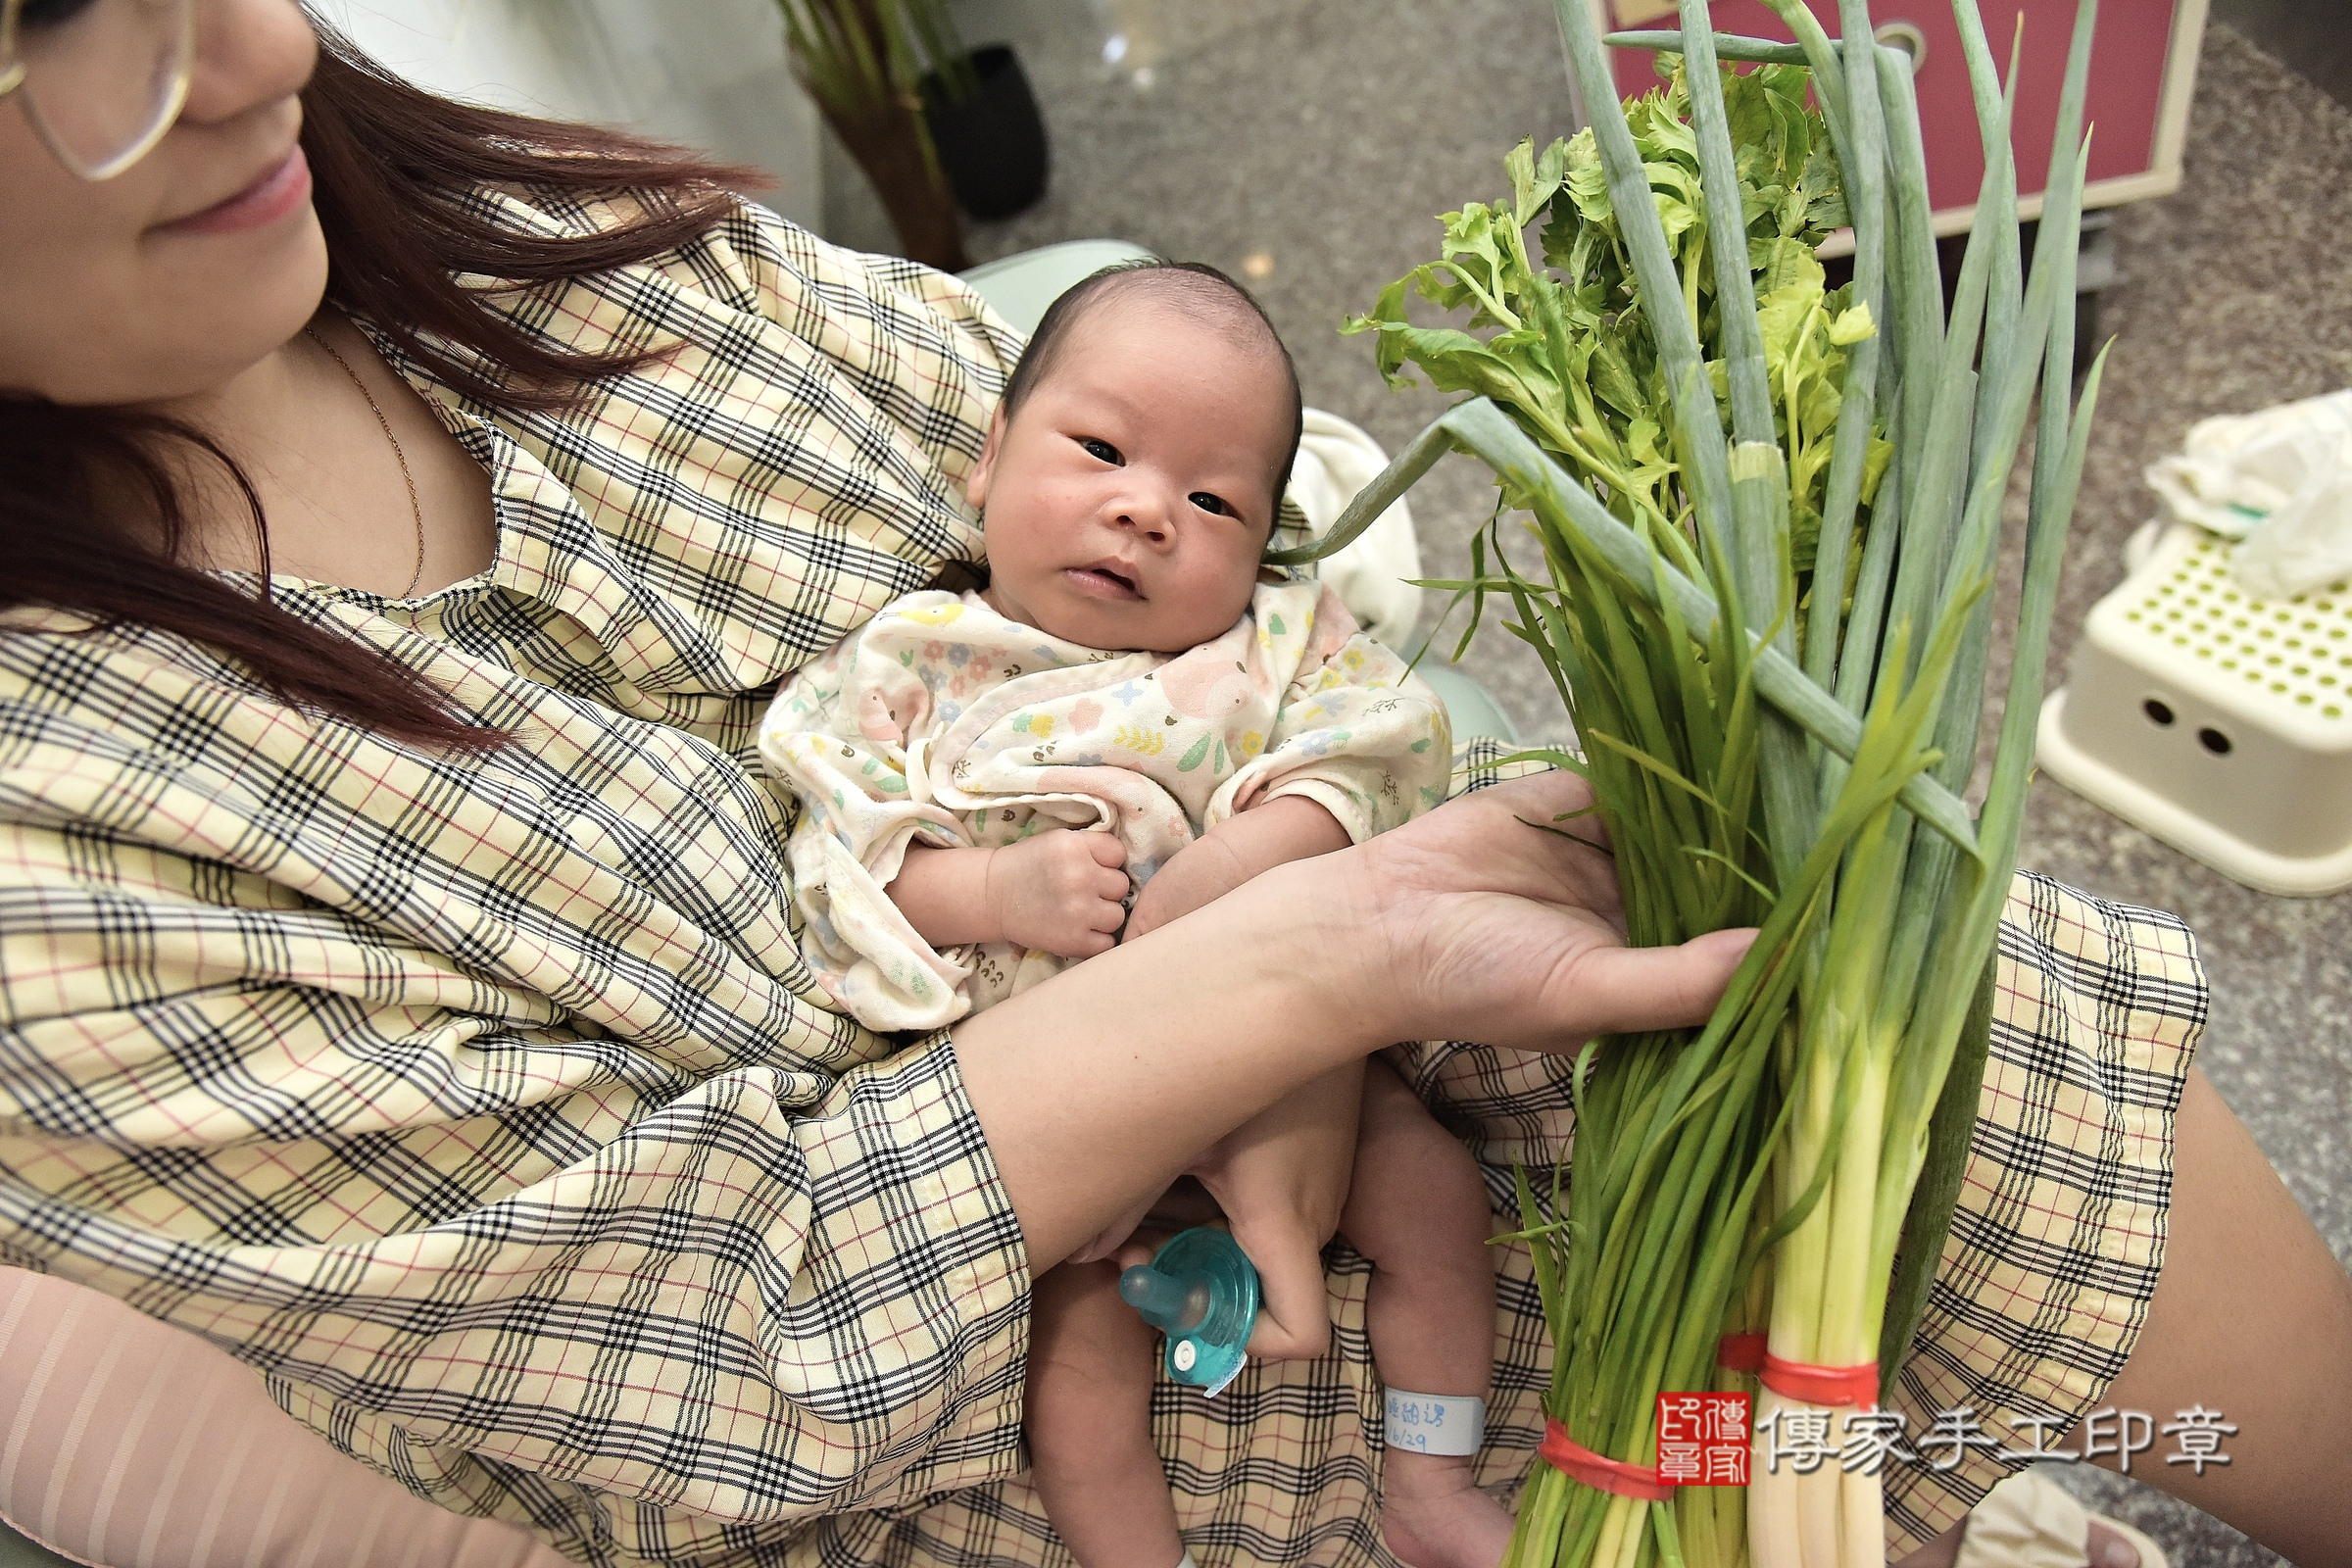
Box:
[1,25,755,749]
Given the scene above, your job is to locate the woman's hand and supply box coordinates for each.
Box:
[1183,1060,1364,1360]
[1347,769,1755,1053]
[956,767,1754,1264]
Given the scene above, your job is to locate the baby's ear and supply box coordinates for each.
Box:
[965,405,1008,509]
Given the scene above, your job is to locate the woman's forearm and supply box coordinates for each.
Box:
[954,855,1385,1267]
[954,772,1753,1272]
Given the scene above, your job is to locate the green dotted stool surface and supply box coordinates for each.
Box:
[2039,522,2352,895]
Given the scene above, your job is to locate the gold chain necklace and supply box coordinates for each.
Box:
[303,324,426,598]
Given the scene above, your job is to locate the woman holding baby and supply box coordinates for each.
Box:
[0,5,2345,1568]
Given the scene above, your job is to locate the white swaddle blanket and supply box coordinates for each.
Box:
[759,580,1449,1030]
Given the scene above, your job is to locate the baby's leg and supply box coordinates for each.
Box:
[1343,1059,1514,1568]
[1026,1260,1187,1568]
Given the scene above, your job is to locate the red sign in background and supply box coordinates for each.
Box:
[1602,0,2180,214]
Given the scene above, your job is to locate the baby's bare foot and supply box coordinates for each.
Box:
[1380,1453,1514,1568]
[2083,1521,2142,1568]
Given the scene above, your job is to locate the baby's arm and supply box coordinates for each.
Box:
[1121,795,1350,943]
[1124,588,1447,945]
[888,834,1130,958]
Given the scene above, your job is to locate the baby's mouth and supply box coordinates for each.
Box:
[1068,563,1142,598]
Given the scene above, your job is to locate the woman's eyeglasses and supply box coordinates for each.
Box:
[0,0,196,180]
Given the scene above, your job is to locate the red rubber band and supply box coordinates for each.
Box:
[1759,1353,1880,1407]
[1715,1333,1768,1372]
[1539,1418,1676,1502]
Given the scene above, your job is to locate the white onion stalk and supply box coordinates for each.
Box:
[1297,0,2109,1561]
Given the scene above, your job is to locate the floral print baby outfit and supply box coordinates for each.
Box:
[759,579,1449,1029]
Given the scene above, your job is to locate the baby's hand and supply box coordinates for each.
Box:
[988,830,1130,958]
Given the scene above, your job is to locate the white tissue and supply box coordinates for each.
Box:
[2145,389,2352,599]
[1953,1471,2089,1568]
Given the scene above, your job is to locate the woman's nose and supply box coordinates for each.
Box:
[180,0,318,129]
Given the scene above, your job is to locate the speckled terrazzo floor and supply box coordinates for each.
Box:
[830,9,2352,1561]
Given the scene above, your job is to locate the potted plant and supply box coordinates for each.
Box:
[921,42,1049,222]
[772,0,977,270]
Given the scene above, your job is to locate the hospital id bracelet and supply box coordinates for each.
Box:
[1383,1389,1486,1456]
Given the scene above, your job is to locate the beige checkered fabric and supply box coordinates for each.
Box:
[0,190,2203,1567]
[814,748,2204,1568]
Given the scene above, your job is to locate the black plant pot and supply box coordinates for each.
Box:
[922,45,1050,222]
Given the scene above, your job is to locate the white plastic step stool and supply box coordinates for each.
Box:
[2038,521,2352,894]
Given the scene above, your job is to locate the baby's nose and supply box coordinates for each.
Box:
[1113,502,1173,543]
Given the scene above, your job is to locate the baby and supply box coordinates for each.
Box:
[760,263,1513,1568]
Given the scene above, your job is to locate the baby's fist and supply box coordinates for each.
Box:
[987,830,1130,959]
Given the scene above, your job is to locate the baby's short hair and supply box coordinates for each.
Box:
[999,260,1304,521]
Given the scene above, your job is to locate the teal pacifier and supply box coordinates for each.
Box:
[1118,1227,1260,1397]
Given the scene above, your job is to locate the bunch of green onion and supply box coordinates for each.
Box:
[1279,1,2108,1563]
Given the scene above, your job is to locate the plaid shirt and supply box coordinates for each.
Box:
[1,198,2209,1568]
[2,195,1044,1560]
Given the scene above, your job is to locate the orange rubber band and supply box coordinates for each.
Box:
[1715,1333,1767,1372]
[1539,1418,1676,1502]
[1760,1353,1880,1407]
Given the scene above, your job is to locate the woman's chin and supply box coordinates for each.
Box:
[81,220,330,407]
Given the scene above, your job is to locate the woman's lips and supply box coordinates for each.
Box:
[1063,564,1142,600]
[161,145,312,236]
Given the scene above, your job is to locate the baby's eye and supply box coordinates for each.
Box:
[1190,492,1235,516]
[1081,438,1122,465]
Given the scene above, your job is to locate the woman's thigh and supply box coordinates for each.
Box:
[0,1267,573,1568]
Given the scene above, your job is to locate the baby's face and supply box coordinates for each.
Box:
[966,297,1292,654]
